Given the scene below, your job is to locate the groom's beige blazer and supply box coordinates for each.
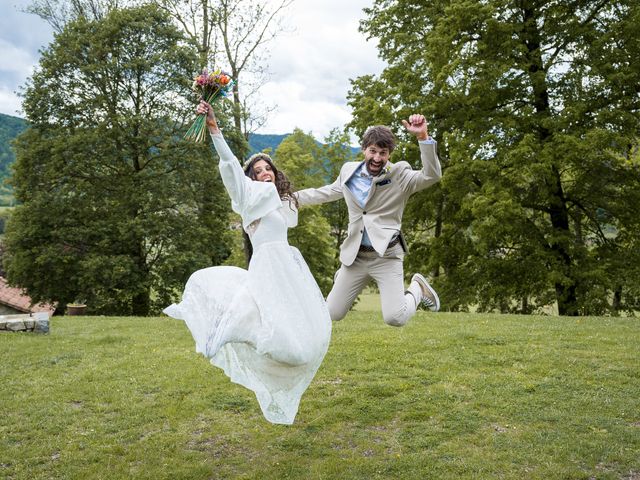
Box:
[295,141,442,266]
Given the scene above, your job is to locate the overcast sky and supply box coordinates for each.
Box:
[0,0,385,141]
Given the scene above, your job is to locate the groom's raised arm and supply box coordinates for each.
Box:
[295,176,344,206]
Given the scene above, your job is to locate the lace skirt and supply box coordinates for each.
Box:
[164,242,331,424]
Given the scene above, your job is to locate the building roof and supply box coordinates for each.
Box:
[0,277,56,315]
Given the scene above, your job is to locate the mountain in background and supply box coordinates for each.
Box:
[0,114,28,172]
[248,133,290,155]
[0,113,29,205]
[248,132,360,157]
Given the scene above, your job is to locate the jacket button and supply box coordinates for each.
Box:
[360,230,363,233]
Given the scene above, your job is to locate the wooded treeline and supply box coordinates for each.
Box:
[3,0,639,316]
[348,0,640,316]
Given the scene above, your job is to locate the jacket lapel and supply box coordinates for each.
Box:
[344,161,363,182]
[343,162,364,203]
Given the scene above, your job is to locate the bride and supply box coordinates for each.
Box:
[164,101,332,425]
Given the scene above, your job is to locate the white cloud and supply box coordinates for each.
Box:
[0,0,53,116]
[257,80,353,139]
[0,85,24,117]
[0,39,36,77]
[255,0,385,139]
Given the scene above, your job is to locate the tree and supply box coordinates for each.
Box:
[274,129,335,295]
[4,5,231,315]
[26,0,137,32]
[350,0,640,315]
[29,0,293,154]
[159,0,292,146]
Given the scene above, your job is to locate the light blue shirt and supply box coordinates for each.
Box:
[346,137,435,246]
[346,163,375,245]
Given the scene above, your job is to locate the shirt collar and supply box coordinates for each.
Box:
[355,162,374,179]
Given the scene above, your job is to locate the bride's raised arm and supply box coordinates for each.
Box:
[197,101,281,228]
[198,100,252,211]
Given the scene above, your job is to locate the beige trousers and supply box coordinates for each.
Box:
[326,244,420,327]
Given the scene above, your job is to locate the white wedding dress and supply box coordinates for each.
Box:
[164,132,331,425]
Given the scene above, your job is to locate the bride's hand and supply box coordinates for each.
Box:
[197,100,220,134]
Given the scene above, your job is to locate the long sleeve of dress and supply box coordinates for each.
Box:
[210,132,282,229]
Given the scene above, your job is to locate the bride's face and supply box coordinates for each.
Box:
[252,160,276,183]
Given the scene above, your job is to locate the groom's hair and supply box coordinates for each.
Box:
[361,126,396,152]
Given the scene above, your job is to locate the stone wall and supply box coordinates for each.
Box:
[0,313,49,333]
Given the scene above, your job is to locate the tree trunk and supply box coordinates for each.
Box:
[432,190,444,279]
[522,2,578,316]
[231,71,243,134]
[132,238,150,316]
[200,0,209,68]
[521,296,529,314]
[132,288,150,316]
[612,285,622,316]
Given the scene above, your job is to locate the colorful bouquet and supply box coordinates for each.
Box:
[184,68,234,142]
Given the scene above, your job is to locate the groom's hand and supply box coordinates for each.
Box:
[401,114,429,141]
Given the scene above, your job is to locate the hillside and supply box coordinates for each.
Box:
[0,114,28,204]
[248,132,290,154]
[0,113,28,172]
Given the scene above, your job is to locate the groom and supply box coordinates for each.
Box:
[295,114,442,327]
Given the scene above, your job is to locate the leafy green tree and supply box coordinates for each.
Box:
[4,5,232,315]
[350,0,640,315]
[275,129,335,295]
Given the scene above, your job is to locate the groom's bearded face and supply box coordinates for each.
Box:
[363,144,390,176]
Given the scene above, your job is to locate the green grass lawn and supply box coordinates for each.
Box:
[1,305,638,479]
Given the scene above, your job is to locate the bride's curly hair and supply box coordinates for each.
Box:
[243,153,298,208]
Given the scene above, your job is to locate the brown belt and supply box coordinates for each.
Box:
[359,236,401,253]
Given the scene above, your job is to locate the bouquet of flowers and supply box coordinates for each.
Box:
[184,68,234,142]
